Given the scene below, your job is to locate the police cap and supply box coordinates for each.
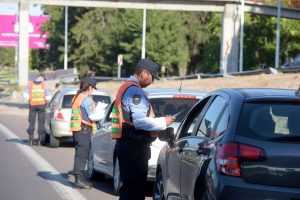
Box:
[83,77,97,89]
[136,58,160,80]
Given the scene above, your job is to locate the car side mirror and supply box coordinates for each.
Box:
[158,127,175,145]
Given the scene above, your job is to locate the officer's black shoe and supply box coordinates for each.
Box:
[74,174,92,189]
[28,135,33,146]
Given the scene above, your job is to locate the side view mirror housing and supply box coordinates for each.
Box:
[158,127,175,145]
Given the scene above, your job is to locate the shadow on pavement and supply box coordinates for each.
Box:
[5,138,30,145]
[0,102,28,109]
[91,176,117,196]
[37,171,74,188]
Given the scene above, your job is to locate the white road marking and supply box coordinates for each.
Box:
[0,123,87,200]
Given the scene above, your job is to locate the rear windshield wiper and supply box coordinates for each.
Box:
[268,136,300,142]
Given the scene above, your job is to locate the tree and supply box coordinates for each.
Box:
[0,48,15,69]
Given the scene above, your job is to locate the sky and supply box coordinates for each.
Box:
[0,3,44,15]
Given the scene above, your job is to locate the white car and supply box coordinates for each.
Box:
[43,87,112,147]
[88,88,206,195]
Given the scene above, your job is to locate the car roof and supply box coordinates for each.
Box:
[57,87,111,96]
[218,88,298,99]
[144,88,206,99]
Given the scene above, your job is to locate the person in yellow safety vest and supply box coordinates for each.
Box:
[23,73,51,146]
[112,58,175,200]
[70,77,106,189]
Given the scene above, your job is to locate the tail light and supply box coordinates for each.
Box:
[216,142,266,177]
[55,109,64,121]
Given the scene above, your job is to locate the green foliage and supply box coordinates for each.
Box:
[194,13,221,74]
[34,6,300,76]
[0,48,15,69]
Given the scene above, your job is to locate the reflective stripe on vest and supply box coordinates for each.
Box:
[70,93,96,134]
[29,81,46,106]
[111,81,155,139]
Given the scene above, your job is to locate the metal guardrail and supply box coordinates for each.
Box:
[166,66,300,80]
[58,66,300,84]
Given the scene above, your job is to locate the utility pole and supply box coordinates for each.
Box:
[275,0,281,68]
[239,0,245,72]
[64,6,68,70]
[141,9,146,59]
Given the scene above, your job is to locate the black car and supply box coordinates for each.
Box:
[154,88,300,200]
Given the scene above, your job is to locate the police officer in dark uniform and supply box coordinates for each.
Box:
[112,58,175,200]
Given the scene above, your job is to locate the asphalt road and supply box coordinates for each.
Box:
[0,106,153,200]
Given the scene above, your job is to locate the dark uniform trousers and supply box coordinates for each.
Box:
[73,125,92,176]
[116,139,151,200]
[27,104,46,136]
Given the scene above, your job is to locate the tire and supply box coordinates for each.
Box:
[195,182,210,200]
[113,157,122,196]
[40,132,47,146]
[87,151,105,181]
[153,172,165,200]
[49,130,59,148]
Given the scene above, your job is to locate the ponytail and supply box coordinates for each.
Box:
[72,81,90,105]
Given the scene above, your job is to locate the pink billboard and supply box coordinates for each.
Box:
[0,15,50,49]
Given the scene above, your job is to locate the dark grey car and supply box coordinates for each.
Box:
[88,88,206,195]
[154,88,300,200]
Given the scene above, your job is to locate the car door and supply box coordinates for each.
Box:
[92,103,115,176]
[180,95,227,200]
[163,96,212,199]
[45,91,60,134]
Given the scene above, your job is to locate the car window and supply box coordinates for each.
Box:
[150,98,199,122]
[196,96,227,137]
[61,94,111,109]
[214,107,229,138]
[93,95,111,105]
[49,91,60,106]
[236,102,300,140]
[177,96,211,139]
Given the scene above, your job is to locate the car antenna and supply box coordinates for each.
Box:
[178,80,183,92]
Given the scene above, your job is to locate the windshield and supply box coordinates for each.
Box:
[149,98,199,122]
[62,94,111,109]
[236,102,300,140]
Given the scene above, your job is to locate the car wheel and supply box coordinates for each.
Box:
[113,157,121,196]
[49,129,59,148]
[153,172,165,200]
[40,132,47,146]
[195,183,210,200]
[87,150,105,181]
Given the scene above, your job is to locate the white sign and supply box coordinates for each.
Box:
[118,54,123,66]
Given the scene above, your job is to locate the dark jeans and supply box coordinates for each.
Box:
[116,139,151,200]
[73,125,92,176]
[27,104,46,136]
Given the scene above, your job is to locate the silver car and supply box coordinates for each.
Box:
[88,88,206,195]
[43,87,112,147]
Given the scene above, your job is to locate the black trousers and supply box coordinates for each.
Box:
[73,126,92,176]
[27,104,46,136]
[116,139,151,200]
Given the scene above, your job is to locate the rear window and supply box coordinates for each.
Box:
[236,102,300,140]
[149,98,199,122]
[62,94,111,109]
